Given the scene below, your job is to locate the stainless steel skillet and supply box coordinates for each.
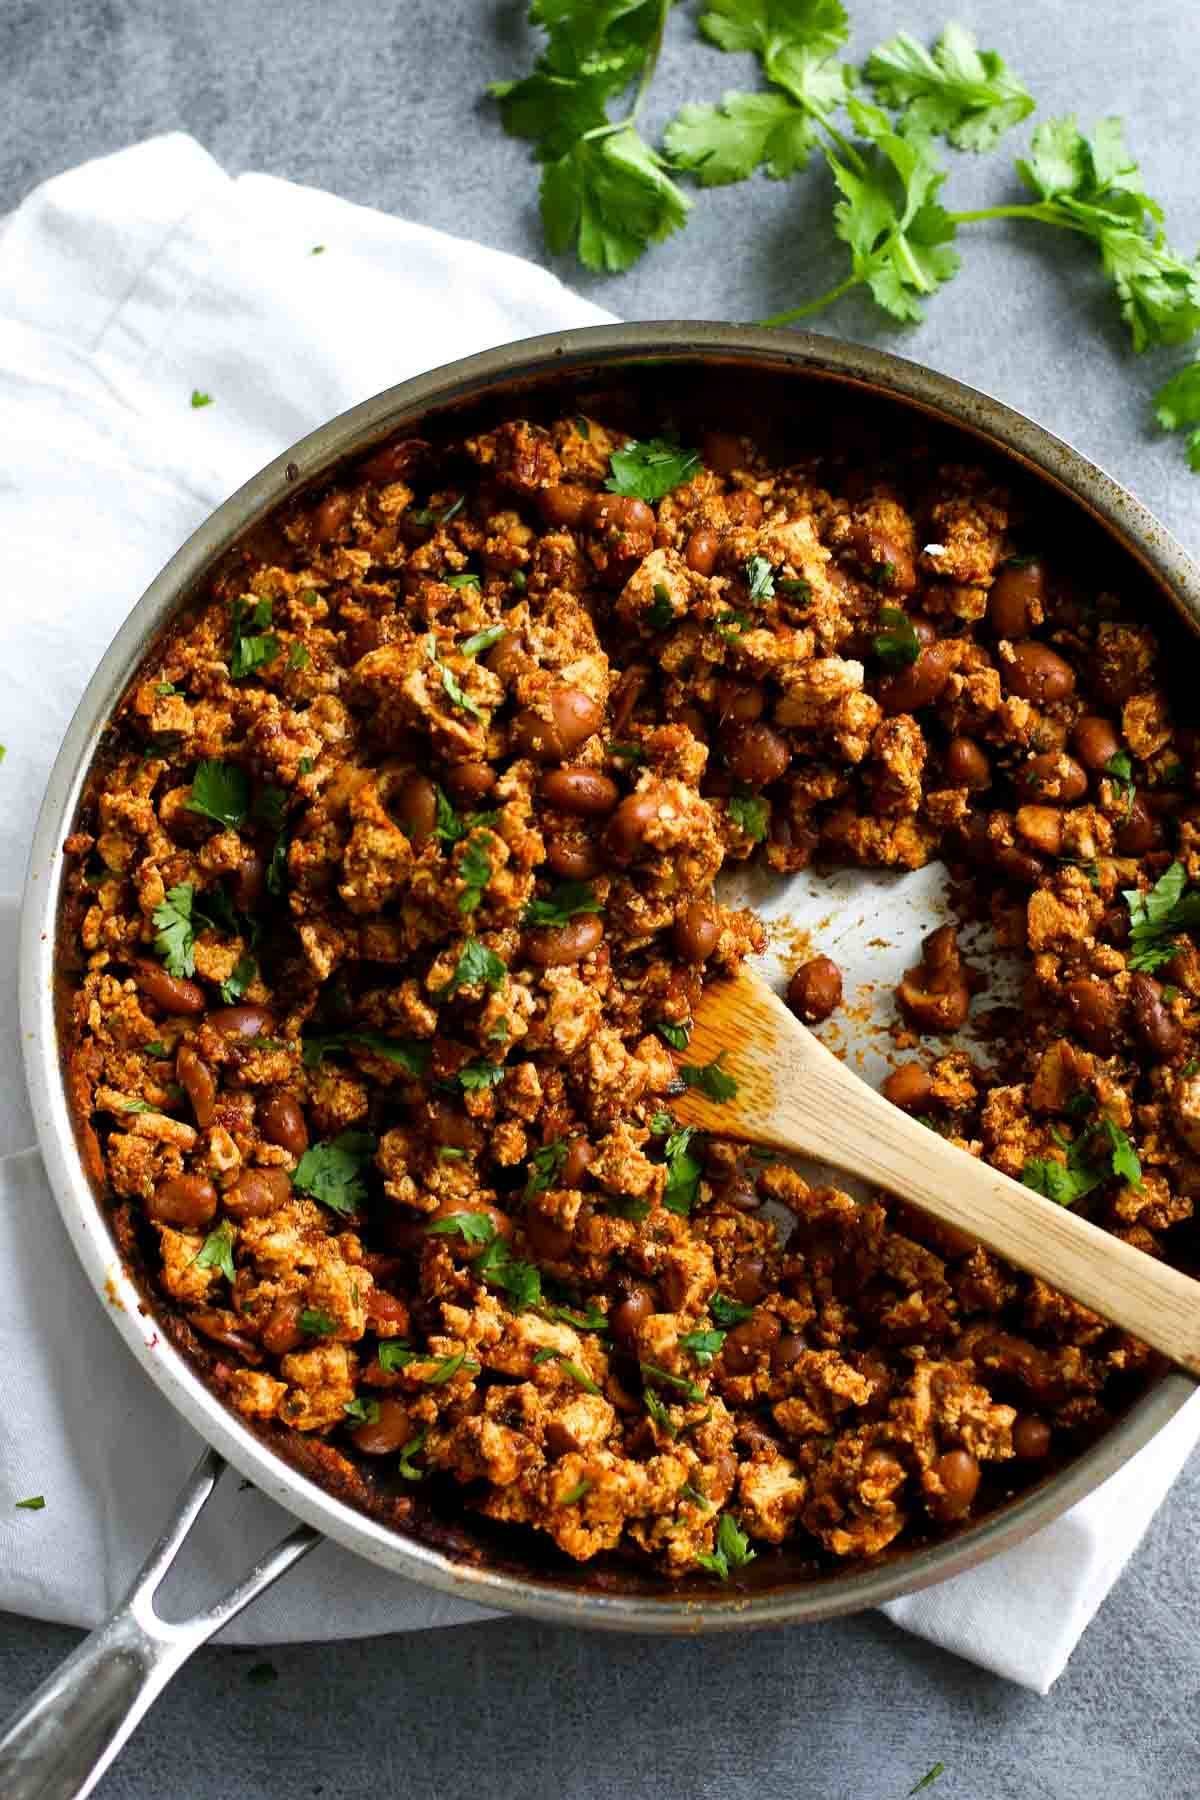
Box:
[6,324,1199,1796]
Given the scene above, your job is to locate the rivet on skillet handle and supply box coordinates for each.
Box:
[0,1448,320,1800]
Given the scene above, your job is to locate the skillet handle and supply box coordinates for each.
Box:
[0,1447,320,1800]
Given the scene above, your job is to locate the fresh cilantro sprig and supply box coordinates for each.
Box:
[679,1326,725,1364]
[728,793,769,842]
[865,22,1034,152]
[525,1139,569,1199]
[710,1291,754,1327]
[1123,861,1200,973]
[661,1124,702,1216]
[606,436,701,500]
[873,606,922,669]
[440,938,508,998]
[192,1220,236,1283]
[490,0,690,273]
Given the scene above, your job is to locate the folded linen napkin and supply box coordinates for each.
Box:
[1,133,1195,1690]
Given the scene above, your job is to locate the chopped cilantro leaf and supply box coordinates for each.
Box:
[398,1430,427,1480]
[193,1220,236,1283]
[728,793,769,842]
[695,1512,756,1580]
[744,555,776,601]
[287,641,311,670]
[525,1139,569,1200]
[440,938,507,998]
[522,881,603,927]
[679,1328,726,1366]
[292,1132,375,1215]
[229,597,281,680]
[220,954,257,1007]
[14,1496,45,1511]
[344,1397,381,1426]
[458,834,493,915]
[377,1342,417,1373]
[662,1124,702,1217]
[299,1307,338,1336]
[656,1020,690,1052]
[1022,1111,1142,1205]
[680,1054,738,1104]
[190,389,213,408]
[873,606,922,669]
[153,883,197,978]
[426,1211,497,1243]
[561,1479,592,1504]
[908,1766,946,1797]
[1124,861,1200,971]
[606,436,701,502]
[458,1060,505,1091]
[710,1292,754,1328]
[301,1031,430,1076]
[445,572,482,590]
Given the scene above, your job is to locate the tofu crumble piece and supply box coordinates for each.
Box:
[62,408,1197,1580]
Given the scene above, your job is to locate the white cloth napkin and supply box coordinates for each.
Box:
[1,134,1195,1691]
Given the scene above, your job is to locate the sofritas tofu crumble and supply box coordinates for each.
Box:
[60,408,1200,1582]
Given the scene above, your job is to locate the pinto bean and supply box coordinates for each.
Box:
[611,1285,656,1350]
[882,1063,934,1113]
[1115,794,1163,855]
[523,914,605,966]
[394,773,437,845]
[1017,752,1088,804]
[313,489,355,541]
[610,662,650,736]
[176,1045,217,1129]
[1129,972,1184,1060]
[897,929,970,1033]
[713,1171,760,1212]
[444,761,496,806]
[928,1449,981,1521]
[224,1167,293,1220]
[208,1004,276,1039]
[134,959,205,1016]
[605,792,661,861]
[233,846,267,912]
[539,767,619,815]
[945,736,990,790]
[722,1310,781,1374]
[261,1297,305,1356]
[786,955,843,1024]
[724,490,763,529]
[428,1103,482,1153]
[561,1138,595,1187]
[1064,978,1121,1052]
[147,1174,218,1228]
[526,1212,574,1260]
[1072,715,1122,772]
[545,832,602,880]
[1012,1415,1053,1460]
[512,686,603,762]
[188,1309,260,1362]
[674,902,720,963]
[729,1256,768,1304]
[1004,641,1076,704]
[721,719,790,787]
[258,1092,309,1156]
[361,438,429,484]
[685,526,720,575]
[879,641,953,714]
[351,1397,416,1456]
[988,559,1045,638]
[537,483,590,528]
[584,493,655,537]
[772,1333,806,1373]
[715,681,765,723]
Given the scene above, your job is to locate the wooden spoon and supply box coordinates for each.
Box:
[672,965,1200,1378]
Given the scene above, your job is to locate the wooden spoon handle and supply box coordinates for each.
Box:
[676,975,1200,1378]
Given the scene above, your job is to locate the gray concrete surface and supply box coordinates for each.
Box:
[3,2,1200,1795]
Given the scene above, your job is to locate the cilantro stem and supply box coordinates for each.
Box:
[946,203,1091,235]
[760,273,860,327]
[627,0,672,127]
